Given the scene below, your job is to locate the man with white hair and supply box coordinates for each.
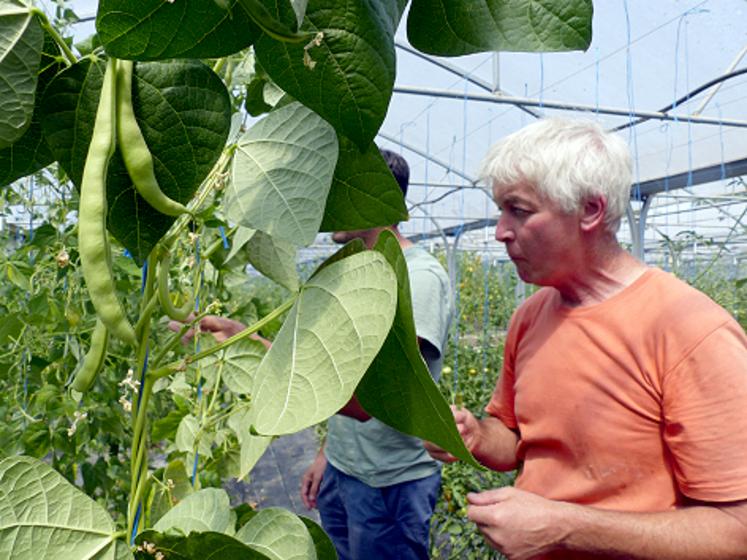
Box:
[426,118,747,559]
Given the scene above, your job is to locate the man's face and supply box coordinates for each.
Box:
[331,228,383,248]
[331,230,366,244]
[493,182,582,287]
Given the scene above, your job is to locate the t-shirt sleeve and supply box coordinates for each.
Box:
[485,312,520,430]
[410,268,451,357]
[662,320,747,502]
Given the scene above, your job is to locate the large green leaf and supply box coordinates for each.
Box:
[153,488,237,535]
[255,0,401,149]
[0,0,43,150]
[236,508,316,560]
[407,0,593,56]
[245,230,300,292]
[0,456,133,560]
[97,0,261,60]
[250,250,397,434]
[40,58,231,264]
[0,31,64,187]
[225,102,338,247]
[135,531,271,560]
[356,231,481,467]
[320,137,408,232]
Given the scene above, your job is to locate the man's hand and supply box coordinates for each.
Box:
[169,315,271,348]
[300,449,327,510]
[424,405,481,462]
[467,487,569,560]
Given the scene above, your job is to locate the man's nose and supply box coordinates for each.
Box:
[495,215,513,243]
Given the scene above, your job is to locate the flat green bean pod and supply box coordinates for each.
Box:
[157,250,195,322]
[116,60,189,217]
[79,58,138,348]
[71,319,109,393]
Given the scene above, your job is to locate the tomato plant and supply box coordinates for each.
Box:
[0,0,593,557]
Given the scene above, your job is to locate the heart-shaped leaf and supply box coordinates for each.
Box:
[225,102,338,247]
[355,230,481,467]
[0,31,65,187]
[0,0,43,150]
[407,0,594,56]
[236,508,317,560]
[0,456,133,559]
[320,137,408,232]
[255,0,401,149]
[40,58,231,264]
[250,250,397,434]
[153,488,236,535]
[97,0,266,60]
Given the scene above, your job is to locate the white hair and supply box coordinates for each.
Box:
[479,118,632,233]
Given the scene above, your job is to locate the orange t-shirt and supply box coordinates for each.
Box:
[486,268,747,515]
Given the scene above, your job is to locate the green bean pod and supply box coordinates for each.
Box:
[71,319,109,393]
[79,58,138,348]
[157,250,195,322]
[116,60,189,217]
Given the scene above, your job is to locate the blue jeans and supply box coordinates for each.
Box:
[316,462,441,560]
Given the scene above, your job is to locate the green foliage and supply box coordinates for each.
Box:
[0,0,44,150]
[408,0,594,56]
[255,0,399,150]
[250,250,398,434]
[40,58,232,264]
[357,231,480,467]
[225,102,338,247]
[0,31,65,185]
[0,455,133,559]
[319,137,409,232]
[0,1,596,557]
[96,0,263,60]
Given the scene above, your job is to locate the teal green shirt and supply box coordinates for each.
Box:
[325,245,454,487]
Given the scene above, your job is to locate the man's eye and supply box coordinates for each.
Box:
[511,207,529,216]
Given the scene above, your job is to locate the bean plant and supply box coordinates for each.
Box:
[0,1,593,558]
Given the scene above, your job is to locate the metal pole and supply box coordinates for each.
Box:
[693,44,747,116]
[392,85,747,129]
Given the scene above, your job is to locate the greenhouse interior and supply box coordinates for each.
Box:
[1,0,747,559]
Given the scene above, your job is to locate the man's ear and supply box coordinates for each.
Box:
[580,195,607,232]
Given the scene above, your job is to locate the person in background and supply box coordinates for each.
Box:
[300,149,454,560]
[425,118,747,559]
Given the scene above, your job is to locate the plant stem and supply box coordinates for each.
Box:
[149,309,212,368]
[202,225,238,261]
[127,375,153,540]
[30,8,77,66]
[147,296,295,381]
[160,149,233,250]
[127,255,158,541]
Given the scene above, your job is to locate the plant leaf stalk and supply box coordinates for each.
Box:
[147,296,295,382]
